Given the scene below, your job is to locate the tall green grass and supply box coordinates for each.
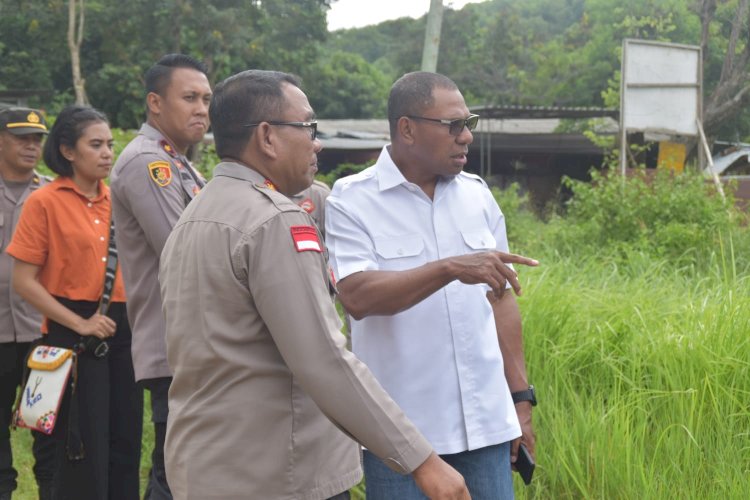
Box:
[514,250,749,498]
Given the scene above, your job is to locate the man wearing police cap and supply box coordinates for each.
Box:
[0,107,55,500]
[110,54,211,500]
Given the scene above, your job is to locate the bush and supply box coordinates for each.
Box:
[545,168,749,269]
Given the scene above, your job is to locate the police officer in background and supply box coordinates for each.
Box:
[110,54,211,500]
[159,69,470,500]
[290,179,331,237]
[0,108,55,500]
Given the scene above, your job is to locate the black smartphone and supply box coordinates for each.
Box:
[514,443,535,485]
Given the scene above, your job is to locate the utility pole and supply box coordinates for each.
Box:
[421,0,444,72]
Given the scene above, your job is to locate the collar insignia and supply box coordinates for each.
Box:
[159,140,178,159]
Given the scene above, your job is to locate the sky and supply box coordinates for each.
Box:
[327,0,489,31]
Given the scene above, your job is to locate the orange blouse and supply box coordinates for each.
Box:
[7,176,126,304]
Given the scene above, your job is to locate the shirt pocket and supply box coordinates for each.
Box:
[460,229,496,253]
[373,234,426,270]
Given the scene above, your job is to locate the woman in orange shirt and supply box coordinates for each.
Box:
[7,105,142,500]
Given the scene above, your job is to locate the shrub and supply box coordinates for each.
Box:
[546,167,748,269]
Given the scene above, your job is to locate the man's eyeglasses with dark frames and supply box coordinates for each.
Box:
[406,114,480,136]
[243,120,318,140]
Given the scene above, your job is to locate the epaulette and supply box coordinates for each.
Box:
[310,179,332,194]
[32,172,53,185]
[332,166,376,191]
[459,170,488,188]
[252,183,305,214]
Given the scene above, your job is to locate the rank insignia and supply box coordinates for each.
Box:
[264,179,277,191]
[148,161,172,187]
[159,140,178,159]
[298,198,315,214]
[290,225,322,253]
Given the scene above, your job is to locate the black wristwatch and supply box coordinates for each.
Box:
[511,385,537,406]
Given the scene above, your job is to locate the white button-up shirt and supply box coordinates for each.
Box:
[326,146,521,454]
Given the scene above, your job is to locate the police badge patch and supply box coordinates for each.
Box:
[148,161,172,187]
[298,198,315,214]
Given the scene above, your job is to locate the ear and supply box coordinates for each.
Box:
[60,144,75,162]
[397,116,416,145]
[146,92,162,116]
[254,122,279,160]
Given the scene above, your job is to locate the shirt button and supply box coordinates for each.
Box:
[100,236,105,241]
[87,202,92,208]
[101,257,107,262]
[94,219,100,224]
[397,249,404,255]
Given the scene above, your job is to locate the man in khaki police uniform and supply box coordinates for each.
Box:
[290,179,331,236]
[159,70,470,500]
[0,107,54,500]
[110,54,211,500]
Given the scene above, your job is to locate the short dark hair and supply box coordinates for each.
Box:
[43,105,108,177]
[144,53,208,97]
[210,70,301,159]
[387,72,459,137]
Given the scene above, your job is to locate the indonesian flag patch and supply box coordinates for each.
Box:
[290,225,322,253]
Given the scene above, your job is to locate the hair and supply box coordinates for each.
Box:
[43,105,108,177]
[387,71,459,137]
[210,70,301,159]
[144,53,208,97]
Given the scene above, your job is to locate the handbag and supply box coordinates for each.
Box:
[13,345,77,435]
[13,214,118,441]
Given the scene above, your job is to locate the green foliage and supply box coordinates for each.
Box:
[4,0,750,134]
[547,167,748,269]
[305,51,390,118]
[111,127,137,159]
[316,160,373,187]
[191,141,220,181]
[491,184,548,253]
[1,0,333,128]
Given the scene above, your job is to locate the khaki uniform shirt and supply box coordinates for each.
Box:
[0,173,47,343]
[289,179,331,237]
[160,162,432,500]
[110,123,204,381]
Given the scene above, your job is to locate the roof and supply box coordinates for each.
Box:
[470,104,619,120]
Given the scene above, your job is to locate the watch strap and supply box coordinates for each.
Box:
[511,386,536,406]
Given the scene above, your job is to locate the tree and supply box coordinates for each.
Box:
[68,0,88,105]
[305,51,390,118]
[698,0,750,135]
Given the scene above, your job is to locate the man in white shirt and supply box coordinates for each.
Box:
[325,72,538,499]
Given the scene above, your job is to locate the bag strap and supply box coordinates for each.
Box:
[98,214,118,315]
[180,151,206,189]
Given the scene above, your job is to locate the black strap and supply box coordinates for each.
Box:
[98,216,118,315]
[179,152,206,189]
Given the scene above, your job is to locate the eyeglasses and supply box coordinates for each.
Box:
[406,114,480,136]
[243,120,318,140]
